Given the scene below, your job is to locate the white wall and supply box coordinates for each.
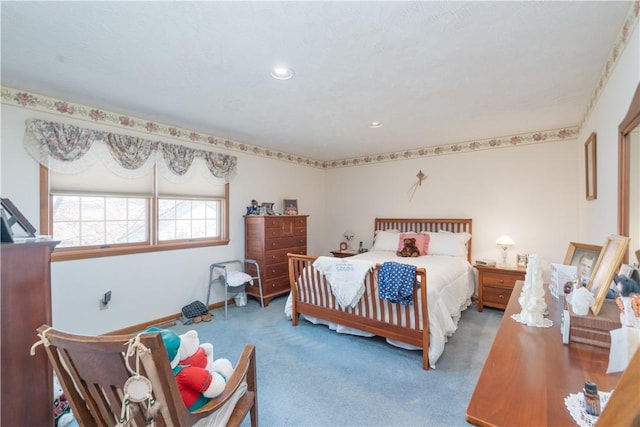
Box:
[577,22,639,254]
[0,104,325,334]
[324,141,578,265]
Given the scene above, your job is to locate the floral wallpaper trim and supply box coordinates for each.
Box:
[1,86,580,169]
[580,1,639,129]
[327,127,579,168]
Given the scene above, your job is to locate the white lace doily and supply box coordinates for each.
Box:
[564,390,612,427]
[511,313,553,328]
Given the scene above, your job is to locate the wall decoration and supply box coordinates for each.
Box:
[588,234,630,316]
[407,170,427,202]
[585,132,597,200]
[283,199,298,215]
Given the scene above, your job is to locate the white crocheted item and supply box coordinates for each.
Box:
[564,390,612,427]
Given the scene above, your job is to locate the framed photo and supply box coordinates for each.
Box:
[1,198,36,242]
[339,241,348,251]
[563,242,602,285]
[588,234,630,315]
[283,199,298,215]
[516,253,528,267]
[584,132,597,200]
[617,264,635,279]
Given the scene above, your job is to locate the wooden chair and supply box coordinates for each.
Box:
[33,325,258,426]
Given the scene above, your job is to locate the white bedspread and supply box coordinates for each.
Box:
[285,251,475,368]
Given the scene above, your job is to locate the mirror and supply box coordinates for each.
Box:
[618,83,640,264]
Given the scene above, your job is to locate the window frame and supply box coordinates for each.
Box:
[40,165,230,262]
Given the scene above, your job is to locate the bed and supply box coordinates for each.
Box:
[286,218,475,370]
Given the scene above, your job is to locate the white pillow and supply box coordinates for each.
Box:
[372,229,400,252]
[425,231,471,257]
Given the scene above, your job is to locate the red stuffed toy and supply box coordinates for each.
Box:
[147,328,233,411]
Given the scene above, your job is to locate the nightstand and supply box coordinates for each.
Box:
[475,264,526,311]
[330,250,358,258]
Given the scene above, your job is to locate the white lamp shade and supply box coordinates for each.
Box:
[496,235,515,246]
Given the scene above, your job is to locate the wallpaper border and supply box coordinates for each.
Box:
[0,86,578,169]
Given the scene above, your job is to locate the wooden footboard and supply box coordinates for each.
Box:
[287,253,430,370]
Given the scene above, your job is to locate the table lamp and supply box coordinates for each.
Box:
[496,235,515,266]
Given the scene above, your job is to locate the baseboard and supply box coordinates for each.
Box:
[105,299,231,335]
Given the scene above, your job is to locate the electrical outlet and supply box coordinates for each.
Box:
[100,291,112,310]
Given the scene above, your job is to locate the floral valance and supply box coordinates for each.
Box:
[23,118,237,182]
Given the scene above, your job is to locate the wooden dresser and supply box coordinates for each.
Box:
[1,240,59,427]
[245,215,307,306]
[466,280,623,426]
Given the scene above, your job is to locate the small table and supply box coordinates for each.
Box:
[475,264,526,311]
[466,280,622,426]
[330,250,358,258]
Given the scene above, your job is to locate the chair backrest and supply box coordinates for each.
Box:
[34,325,257,427]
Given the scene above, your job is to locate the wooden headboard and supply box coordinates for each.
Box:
[374,218,473,263]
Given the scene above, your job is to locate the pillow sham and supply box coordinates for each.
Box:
[425,231,470,257]
[396,233,430,256]
[372,229,400,252]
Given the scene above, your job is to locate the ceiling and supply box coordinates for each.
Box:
[0,1,633,162]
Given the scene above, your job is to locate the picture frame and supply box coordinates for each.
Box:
[617,264,635,279]
[587,234,630,316]
[563,242,602,285]
[584,132,597,200]
[1,198,36,242]
[339,241,348,251]
[516,253,528,267]
[283,199,298,215]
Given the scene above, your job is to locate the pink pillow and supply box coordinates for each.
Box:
[396,233,430,256]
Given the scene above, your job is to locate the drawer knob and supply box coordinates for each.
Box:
[499,295,504,300]
[499,279,504,283]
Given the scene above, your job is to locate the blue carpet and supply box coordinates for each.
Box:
[169,296,503,427]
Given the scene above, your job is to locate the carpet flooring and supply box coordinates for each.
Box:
[169,296,503,427]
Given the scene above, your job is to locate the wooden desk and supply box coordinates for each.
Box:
[466,281,622,426]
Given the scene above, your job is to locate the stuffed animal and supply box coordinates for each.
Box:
[53,375,74,427]
[397,237,420,257]
[146,327,234,411]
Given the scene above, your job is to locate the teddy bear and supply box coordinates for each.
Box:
[397,237,420,257]
[146,327,234,411]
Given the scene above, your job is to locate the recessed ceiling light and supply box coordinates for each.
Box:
[270,67,294,80]
[368,122,383,128]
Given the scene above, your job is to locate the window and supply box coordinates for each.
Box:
[42,166,230,260]
[53,195,148,247]
[27,119,235,261]
[157,198,221,241]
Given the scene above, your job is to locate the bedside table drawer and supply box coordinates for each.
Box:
[483,285,513,307]
[483,272,520,288]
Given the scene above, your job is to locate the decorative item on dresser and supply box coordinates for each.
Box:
[245,215,307,306]
[1,240,59,426]
[475,264,527,311]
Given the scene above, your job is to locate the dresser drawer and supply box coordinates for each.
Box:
[265,236,307,250]
[483,272,520,288]
[483,285,513,307]
[262,262,289,279]
[264,247,306,265]
[264,277,290,294]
